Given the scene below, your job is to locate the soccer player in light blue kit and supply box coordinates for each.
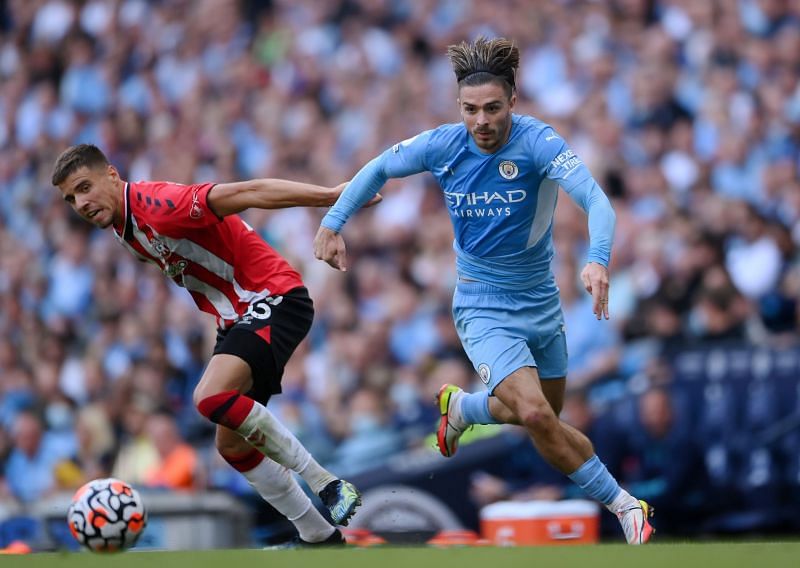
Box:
[314,37,654,544]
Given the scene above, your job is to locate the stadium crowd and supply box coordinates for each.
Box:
[1,0,799,540]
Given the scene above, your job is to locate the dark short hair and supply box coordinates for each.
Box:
[447,36,519,98]
[51,144,110,186]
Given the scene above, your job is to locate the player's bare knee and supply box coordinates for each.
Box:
[519,400,558,435]
[192,377,224,408]
[192,382,210,408]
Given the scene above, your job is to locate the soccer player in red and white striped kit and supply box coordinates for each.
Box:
[52,144,375,547]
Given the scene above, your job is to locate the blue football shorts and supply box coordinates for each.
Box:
[452,278,567,393]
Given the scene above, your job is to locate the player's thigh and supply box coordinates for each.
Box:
[492,366,555,422]
[215,424,252,454]
[489,374,565,420]
[540,377,566,416]
[211,288,314,405]
[193,353,253,405]
[528,301,567,414]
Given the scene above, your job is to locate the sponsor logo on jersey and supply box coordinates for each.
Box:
[164,259,188,278]
[147,236,187,278]
[444,189,526,207]
[150,237,171,258]
[443,189,527,218]
[478,363,491,385]
[550,149,582,177]
[498,160,519,180]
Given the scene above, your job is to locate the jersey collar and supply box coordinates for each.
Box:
[112,182,133,241]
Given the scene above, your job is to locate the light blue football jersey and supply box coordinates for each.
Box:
[323,114,615,290]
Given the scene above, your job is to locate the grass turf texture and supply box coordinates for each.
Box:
[4,542,798,568]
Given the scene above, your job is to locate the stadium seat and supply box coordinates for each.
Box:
[743,378,777,431]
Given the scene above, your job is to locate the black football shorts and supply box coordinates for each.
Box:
[213,286,313,404]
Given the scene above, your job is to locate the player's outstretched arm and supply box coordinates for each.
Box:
[207,179,381,217]
[315,134,430,272]
[561,179,615,320]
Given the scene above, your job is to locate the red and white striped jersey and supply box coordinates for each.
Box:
[112,181,304,328]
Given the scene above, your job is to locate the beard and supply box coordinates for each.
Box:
[473,128,498,149]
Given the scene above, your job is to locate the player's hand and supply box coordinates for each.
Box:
[581,262,610,320]
[314,226,348,271]
[330,182,383,208]
[363,193,383,207]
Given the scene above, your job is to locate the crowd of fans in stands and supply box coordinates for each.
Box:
[1,0,798,535]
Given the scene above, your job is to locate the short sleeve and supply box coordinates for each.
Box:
[133,181,223,235]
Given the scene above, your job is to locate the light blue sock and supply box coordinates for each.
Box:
[461,392,502,425]
[567,455,621,505]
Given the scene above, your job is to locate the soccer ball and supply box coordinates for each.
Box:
[67,478,147,552]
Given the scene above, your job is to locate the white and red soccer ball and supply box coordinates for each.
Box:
[67,478,147,553]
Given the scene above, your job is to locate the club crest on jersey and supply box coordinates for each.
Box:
[478,363,491,385]
[190,191,204,219]
[499,160,519,180]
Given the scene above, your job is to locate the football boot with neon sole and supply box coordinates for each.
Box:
[436,384,466,457]
[617,499,655,544]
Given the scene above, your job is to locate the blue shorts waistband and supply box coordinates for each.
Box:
[455,279,512,295]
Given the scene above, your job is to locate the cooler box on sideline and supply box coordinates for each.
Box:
[480,500,600,546]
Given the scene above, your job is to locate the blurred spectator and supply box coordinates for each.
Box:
[328,388,403,477]
[142,412,199,491]
[54,404,116,490]
[0,426,12,502]
[557,261,621,392]
[0,0,797,538]
[688,266,751,342]
[41,226,93,324]
[725,201,786,300]
[385,279,443,366]
[111,395,160,487]
[0,367,36,432]
[614,387,707,535]
[5,411,73,503]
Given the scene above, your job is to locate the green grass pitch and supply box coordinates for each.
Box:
[3,543,799,568]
